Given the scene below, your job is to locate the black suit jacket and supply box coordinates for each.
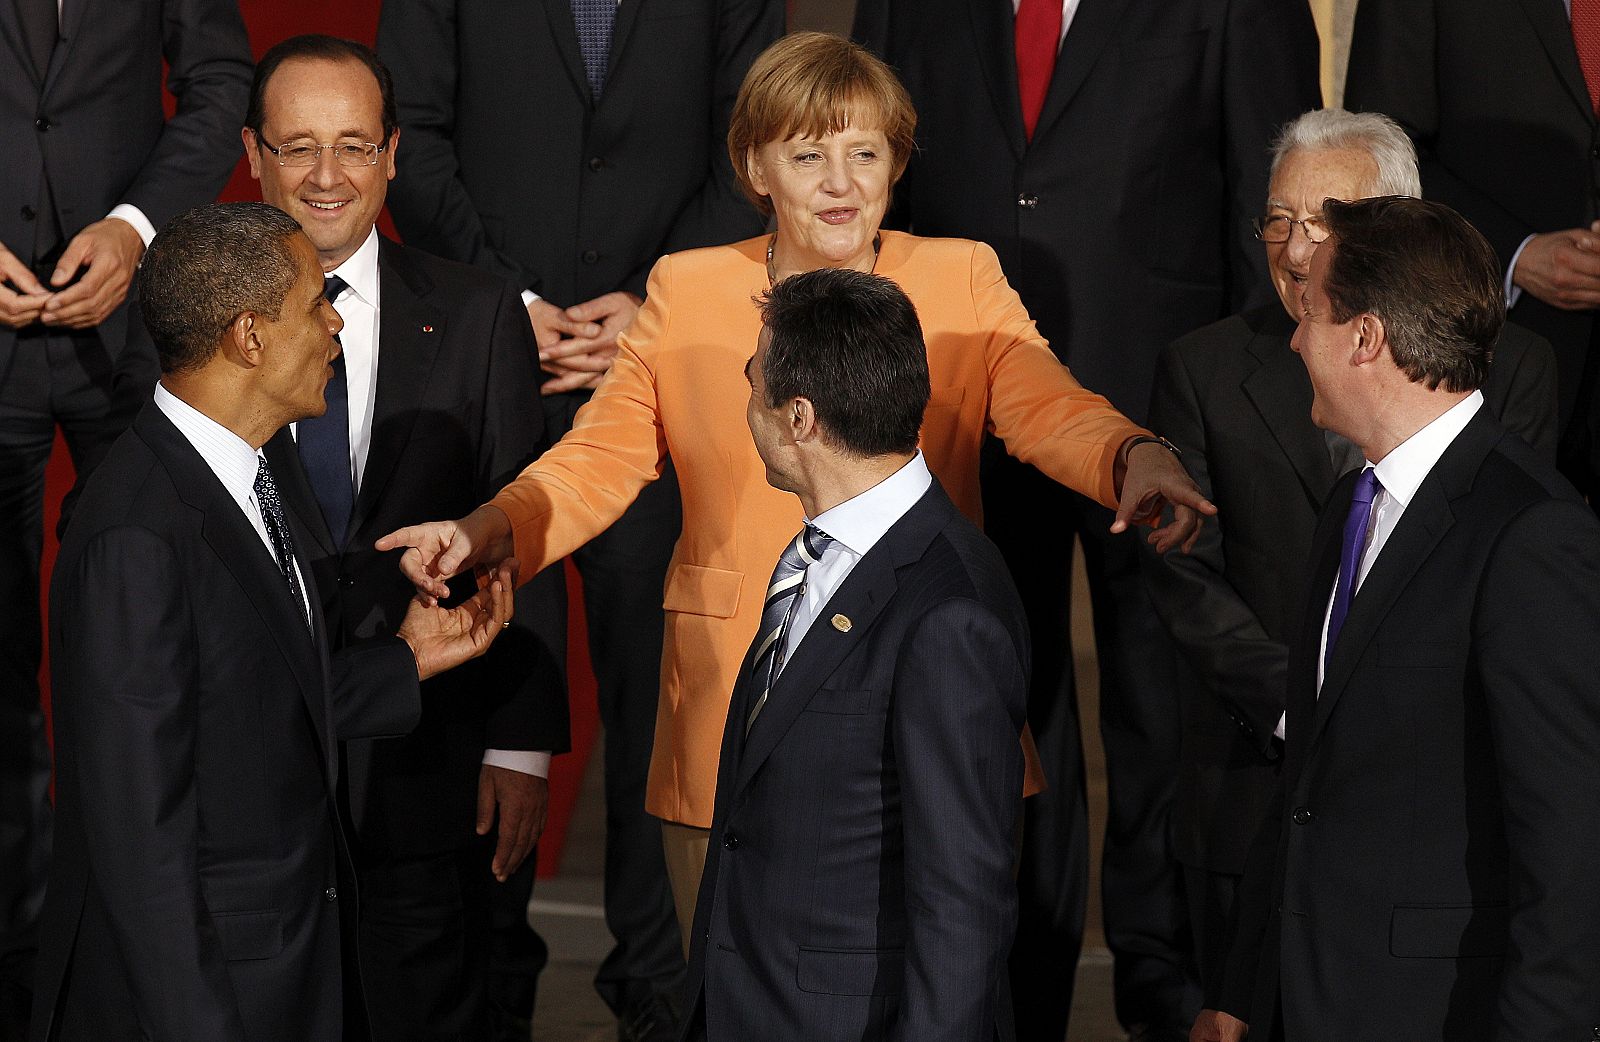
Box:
[1216,409,1600,1041]
[0,0,249,357]
[1345,0,1600,439]
[265,239,568,860]
[682,480,1029,1042]
[34,403,421,1042]
[1143,306,1559,876]
[376,0,779,310]
[853,0,1320,422]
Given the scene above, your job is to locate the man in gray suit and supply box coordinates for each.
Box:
[0,2,251,1034]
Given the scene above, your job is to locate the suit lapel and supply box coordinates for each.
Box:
[1520,0,1597,125]
[138,408,330,760]
[1309,411,1502,742]
[44,0,89,95]
[350,240,445,545]
[264,428,336,558]
[541,0,594,105]
[732,483,955,795]
[969,0,1027,160]
[1240,321,1337,510]
[607,0,643,86]
[1032,0,1133,145]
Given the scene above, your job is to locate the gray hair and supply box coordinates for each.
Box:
[1268,108,1421,199]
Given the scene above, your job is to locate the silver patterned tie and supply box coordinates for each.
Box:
[745,524,833,733]
[254,456,311,632]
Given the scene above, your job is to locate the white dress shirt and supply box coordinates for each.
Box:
[153,382,311,625]
[780,452,934,666]
[1274,391,1485,738]
[303,228,548,778]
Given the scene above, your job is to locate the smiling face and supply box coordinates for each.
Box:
[1289,238,1364,439]
[747,118,891,278]
[254,233,345,426]
[245,56,397,271]
[1264,146,1378,318]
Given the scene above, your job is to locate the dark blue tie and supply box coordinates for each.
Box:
[1325,466,1382,673]
[571,0,615,98]
[296,274,353,548]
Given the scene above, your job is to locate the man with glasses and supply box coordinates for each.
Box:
[242,36,568,1041]
[1139,108,1556,1002]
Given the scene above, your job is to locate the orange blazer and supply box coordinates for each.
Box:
[490,231,1147,826]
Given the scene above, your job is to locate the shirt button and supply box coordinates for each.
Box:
[581,249,600,264]
[1017,192,1039,210]
[1291,807,1313,825]
[587,156,604,172]
[324,886,338,902]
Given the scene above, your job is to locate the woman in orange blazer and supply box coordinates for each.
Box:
[380,32,1209,941]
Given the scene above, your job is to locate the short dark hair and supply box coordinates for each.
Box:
[139,203,305,375]
[1320,196,1502,392]
[247,35,397,141]
[756,269,930,457]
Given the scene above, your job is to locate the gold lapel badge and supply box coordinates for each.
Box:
[831,613,852,633]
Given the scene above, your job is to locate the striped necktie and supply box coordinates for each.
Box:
[745,524,834,733]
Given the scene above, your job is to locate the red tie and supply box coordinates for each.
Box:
[1016,0,1063,140]
[1574,0,1600,114]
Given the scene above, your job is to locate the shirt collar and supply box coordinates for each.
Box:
[152,381,264,504]
[1370,391,1484,509]
[810,451,933,557]
[327,226,380,307]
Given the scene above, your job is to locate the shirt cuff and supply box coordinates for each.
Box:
[520,289,541,307]
[482,748,551,778]
[1504,233,1537,310]
[107,204,156,247]
[1273,711,1286,741]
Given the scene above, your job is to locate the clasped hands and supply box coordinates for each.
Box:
[528,291,642,394]
[0,219,144,330]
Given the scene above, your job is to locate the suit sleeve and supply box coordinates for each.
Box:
[1475,499,1600,1040]
[1343,0,1535,265]
[1140,340,1285,755]
[377,0,537,289]
[1221,0,1322,312]
[970,242,1147,509]
[55,527,248,1040]
[618,0,780,297]
[488,255,673,577]
[329,635,424,740]
[1484,324,1561,461]
[890,598,1026,1042]
[119,0,251,230]
[477,282,571,754]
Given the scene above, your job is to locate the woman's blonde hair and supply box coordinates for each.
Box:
[728,32,917,215]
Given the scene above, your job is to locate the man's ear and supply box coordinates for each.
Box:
[1352,313,1387,368]
[223,311,267,369]
[243,127,263,181]
[790,396,819,443]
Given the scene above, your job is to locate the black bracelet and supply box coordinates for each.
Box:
[1125,434,1181,459]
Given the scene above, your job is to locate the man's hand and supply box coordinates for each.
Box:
[377,504,517,603]
[1512,224,1600,311]
[476,765,548,882]
[396,559,517,680]
[0,240,49,329]
[1111,438,1217,554]
[1190,1009,1248,1042]
[537,290,641,395]
[526,297,592,352]
[40,218,145,329]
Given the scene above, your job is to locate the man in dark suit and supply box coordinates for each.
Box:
[1142,107,1560,998]
[1345,0,1600,503]
[851,2,1322,1036]
[32,201,515,1042]
[0,3,250,1031]
[375,4,782,1033]
[1192,196,1600,1042]
[683,268,1028,1042]
[242,36,569,1041]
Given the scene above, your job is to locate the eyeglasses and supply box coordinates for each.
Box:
[256,135,387,168]
[1253,213,1330,244]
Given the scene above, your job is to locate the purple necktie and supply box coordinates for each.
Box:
[1325,466,1381,672]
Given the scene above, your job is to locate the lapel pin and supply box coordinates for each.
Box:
[831,613,852,633]
[421,324,434,333]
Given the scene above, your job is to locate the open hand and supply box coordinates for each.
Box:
[397,558,517,680]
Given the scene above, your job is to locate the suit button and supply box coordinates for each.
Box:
[581,249,600,264]
[587,156,604,171]
[324,886,338,902]
[1017,192,1039,210]
[1592,145,1600,159]
[34,118,50,132]
[1291,806,1312,825]
[20,205,35,221]
[722,832,740,850]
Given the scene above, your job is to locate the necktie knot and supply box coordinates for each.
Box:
[324,274,349,305]
[746,524,837,733]
[1350,465,1381,507]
